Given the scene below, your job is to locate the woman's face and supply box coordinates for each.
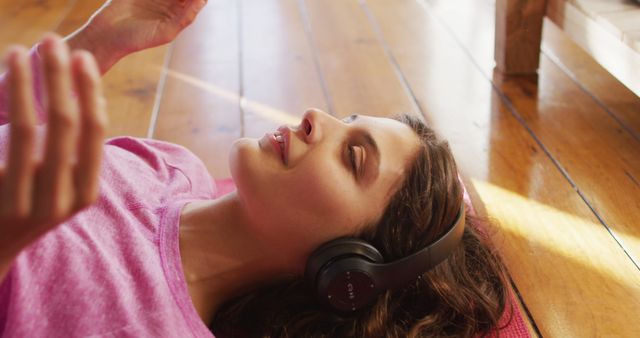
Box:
[229,109,421,269]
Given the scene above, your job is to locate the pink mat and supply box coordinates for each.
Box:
[212,178,531,337]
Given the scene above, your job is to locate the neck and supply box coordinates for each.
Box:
[178,192,293,324]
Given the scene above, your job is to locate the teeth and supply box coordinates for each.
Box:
[274,131,285,162]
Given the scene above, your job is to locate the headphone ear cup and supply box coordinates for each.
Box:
[305,238,384,287]
[305,238,384,311]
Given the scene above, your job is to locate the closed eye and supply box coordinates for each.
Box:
[348,146,357,174]
[348,145,363,177]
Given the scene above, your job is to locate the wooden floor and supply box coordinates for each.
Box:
[1,0,640,337]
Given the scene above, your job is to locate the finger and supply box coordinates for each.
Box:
[71,51,107,210]
[34,34,78,221]
[0,47,37,219]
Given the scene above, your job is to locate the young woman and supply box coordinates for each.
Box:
[0,1,510,337]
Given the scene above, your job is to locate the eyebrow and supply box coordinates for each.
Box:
[348,114,380,182]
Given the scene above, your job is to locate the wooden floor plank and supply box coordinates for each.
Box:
[542,19,640,142]
[0,0,73,47]
[241,0,329,138]
[422,0,640,264]
[0,0,74,72]
[55,0,103,36]
[99,49,168,138]
[302,0,418,117]
[0,1,23,26]
[366,0,640,336]
[152,0,241,178]
[497,57,640,257]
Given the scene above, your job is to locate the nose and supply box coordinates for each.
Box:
[299,108,342,144]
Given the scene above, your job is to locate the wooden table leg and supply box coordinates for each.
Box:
[495,0,547,75]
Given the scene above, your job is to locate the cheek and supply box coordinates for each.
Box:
[232,140,355,224]
[283,162,363,235]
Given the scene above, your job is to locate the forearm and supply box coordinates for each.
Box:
[64,21,126,75]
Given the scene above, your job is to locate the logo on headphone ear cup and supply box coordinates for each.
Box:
[305,238,384,312]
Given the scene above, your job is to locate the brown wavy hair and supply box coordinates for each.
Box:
[211,114,511,337]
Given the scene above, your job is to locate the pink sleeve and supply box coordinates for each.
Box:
[0,45,47,126]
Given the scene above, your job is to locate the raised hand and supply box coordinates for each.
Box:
[66,0,208,73]
[0,34,108,263]
[92,0,207,51]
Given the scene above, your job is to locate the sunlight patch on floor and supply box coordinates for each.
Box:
[471,178,640,288]
[163,68,301,126]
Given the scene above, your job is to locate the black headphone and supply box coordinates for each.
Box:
[304,203,466,312]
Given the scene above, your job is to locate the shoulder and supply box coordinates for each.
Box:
[104,136,216,200]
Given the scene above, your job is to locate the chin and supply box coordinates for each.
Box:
[228,137,265,204]
[229,137,255,178]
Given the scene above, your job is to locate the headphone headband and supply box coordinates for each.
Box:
[367,203,465,290]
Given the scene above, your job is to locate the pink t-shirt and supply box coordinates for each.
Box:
[0,48,217,337]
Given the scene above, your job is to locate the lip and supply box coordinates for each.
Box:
[277,126,290,165]
[264,126,289,165]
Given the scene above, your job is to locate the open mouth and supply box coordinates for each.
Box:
[273,130,286,163]
[265,127,288,165]
[262,125,290,165]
